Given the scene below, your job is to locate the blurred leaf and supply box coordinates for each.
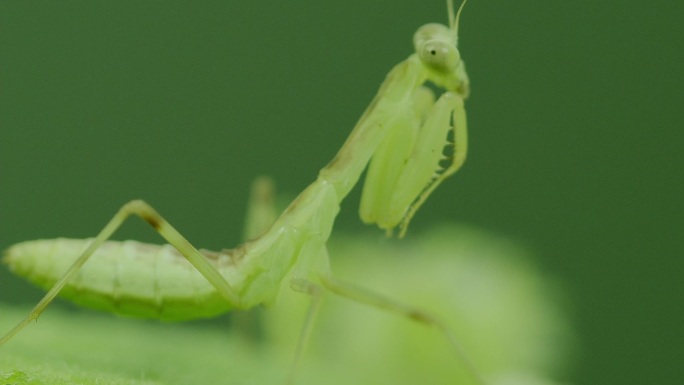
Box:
[0,225,573,384]
[265,224,575,384]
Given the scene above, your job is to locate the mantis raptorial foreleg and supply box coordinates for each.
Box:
[399,91,467,235]
[0,200,242,346]
[360,90,467,237]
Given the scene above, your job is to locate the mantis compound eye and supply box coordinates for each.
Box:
[419,40,460,74]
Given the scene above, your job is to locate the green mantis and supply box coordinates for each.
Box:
[2,0,478,383]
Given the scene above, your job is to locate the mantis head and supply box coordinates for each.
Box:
[412,0,467,90]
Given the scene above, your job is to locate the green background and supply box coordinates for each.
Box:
[1,1,681,384]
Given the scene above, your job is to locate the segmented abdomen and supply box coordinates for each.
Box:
[3,238,241,320]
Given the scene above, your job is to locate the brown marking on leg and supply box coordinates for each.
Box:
[407,309,432,324]
[141,214,163,230]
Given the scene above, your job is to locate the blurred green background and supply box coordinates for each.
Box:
[0,1,681,384]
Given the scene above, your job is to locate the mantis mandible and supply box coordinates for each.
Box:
[2,0,480,383]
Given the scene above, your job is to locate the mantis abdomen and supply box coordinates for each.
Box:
[5,238,240,320]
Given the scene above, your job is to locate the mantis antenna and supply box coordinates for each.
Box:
[450,0,469,43]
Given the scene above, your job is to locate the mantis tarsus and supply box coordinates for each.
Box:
[2,0,480,383]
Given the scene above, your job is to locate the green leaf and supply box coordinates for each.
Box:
[1,225,573,385]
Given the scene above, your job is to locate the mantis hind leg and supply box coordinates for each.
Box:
[0,200,242,347]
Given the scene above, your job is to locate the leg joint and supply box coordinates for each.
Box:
[121,200,164,230]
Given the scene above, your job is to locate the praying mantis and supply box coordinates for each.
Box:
[1,0,480,383]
